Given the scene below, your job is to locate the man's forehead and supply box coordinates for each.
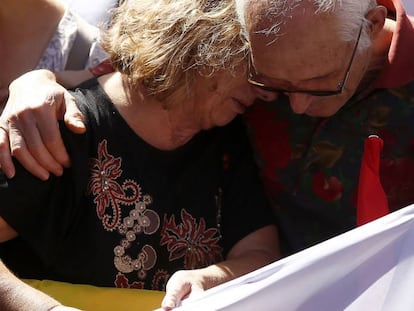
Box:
[248,9,346,81]
[247,3,338,50]
[245,0,332,39]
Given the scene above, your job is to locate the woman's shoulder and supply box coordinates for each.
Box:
[69,78,117,121]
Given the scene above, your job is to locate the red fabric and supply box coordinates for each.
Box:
[88,59,114,77]
[356,136,389,226]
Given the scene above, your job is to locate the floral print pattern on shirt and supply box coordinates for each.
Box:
[87,139,222,290]
[245,81,414,254]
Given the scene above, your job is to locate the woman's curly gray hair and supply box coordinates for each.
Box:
[101,0,248,97]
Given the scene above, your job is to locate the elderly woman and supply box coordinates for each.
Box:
[0,0,279,310]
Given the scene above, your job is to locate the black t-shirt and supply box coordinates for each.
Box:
[0,79,274,290]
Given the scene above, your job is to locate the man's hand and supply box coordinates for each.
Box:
[0,70,86,180]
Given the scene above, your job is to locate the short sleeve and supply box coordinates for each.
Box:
[0,123,90,264]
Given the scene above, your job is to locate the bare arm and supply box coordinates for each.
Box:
[0,216,17,243]
[161,224,280,310]
[0,260,80,311]
[0,69,88,180]
[55,70,94,89]
[0,218,80,310]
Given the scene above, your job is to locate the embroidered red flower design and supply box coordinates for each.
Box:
[312,170,344,202]
[152,269,170,291]
[87,140,140,230]
[115,272,145,289]
[160,209,222,269]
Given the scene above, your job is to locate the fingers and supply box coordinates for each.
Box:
[0,69,87,181]
[8,119,51,180]
[32,92,71,169]
[161,271,192,310]
[0,87,8,107]
[0,124,15,178]
[0,117,53,181]
[161,284,204,310]
[161,270,205,310]
[1,91,68,180]
[0,70,83,179]
[161,282,191,310]
[63,91,86,134]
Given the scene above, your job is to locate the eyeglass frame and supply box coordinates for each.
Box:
[247,24,363,97]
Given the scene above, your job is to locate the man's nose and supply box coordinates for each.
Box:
[251,86,279,102]
[288,93,313,114]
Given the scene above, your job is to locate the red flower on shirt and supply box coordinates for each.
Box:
[160,209,222,269]
[88,140,140,230]
[88,140,123,211]
[115,272,144,289]
[312,171,344,202]
[244,104,291,194]
[152,270,170,291]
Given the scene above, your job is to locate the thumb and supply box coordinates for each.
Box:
[161,282,191,310]
[63,92,86,134]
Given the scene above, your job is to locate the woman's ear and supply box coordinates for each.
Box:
[365,5,388,39]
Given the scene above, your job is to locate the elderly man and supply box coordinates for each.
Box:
[236,0,414,254]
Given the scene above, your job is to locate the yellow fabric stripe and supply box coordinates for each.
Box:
[24,279,164,311]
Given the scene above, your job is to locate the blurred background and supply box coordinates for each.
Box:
[61,0,118,27]
[403,0,413,15]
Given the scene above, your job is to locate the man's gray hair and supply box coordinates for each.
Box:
[235,0,377,49]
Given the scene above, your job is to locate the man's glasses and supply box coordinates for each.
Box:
[248,24,363,97]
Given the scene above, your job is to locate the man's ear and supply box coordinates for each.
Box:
[365,5,388,39]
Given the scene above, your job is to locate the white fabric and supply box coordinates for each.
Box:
[35,9,78,72]
[35,9,107,71]
[403,0,414,15]
[60,0,118,27]
[163,204,414,311]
